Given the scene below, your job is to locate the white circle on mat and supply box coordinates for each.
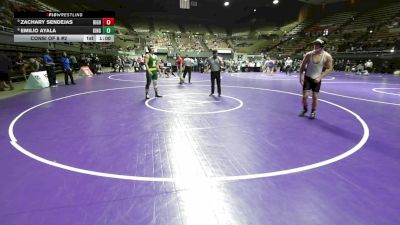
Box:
[230,73,335,81]
[8,85,369,182]
[108,74,208,83]
[145,93,243,114]
[372,87,400,96]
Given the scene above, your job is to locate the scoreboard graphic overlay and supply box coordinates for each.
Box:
[14,12,115,43]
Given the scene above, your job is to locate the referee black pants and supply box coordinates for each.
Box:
[183,66,192,83]
[211,71,221,94]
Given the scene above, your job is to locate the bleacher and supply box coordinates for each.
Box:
[319,11,357,27]
[325,31,363,52]
[280,36,310,55]
[204,35,229,50]
[208,25,227,35]
[230,34,280,54]
[280,22,300,34]
[184,24,208,34]
[284,21,312,37]
[231,27,250,37]
[235,39,279,54]
[268,1,400,56]
[175,33,204,52]
[332,3,400,53]
[146,33,173,50]
[154,21,180,33]
[0,0,29,28]
[28,0,58,12]
[367,30,399,43]
[387,16,400,30]
[354,24,400,52]
[115,35,139,51]
[231,37,257,51]
[343,2,400,32]
[267,20,314,56]
[131,19,150,33]
[254,25,279,35]
[296,11,358,53]
[1,0,399,62]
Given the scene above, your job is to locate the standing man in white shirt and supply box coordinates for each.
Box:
[299,37,333,119]
[285,57,293,75]
[183,55,193,84]
[364,59,373,74]
[207,50,224,97]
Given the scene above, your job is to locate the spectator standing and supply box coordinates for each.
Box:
[43,49,56,87]
[0,51,14,91]
[60,52,75,85]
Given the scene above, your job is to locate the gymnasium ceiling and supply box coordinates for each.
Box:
[37,0,357,28]
[297,0,348,4]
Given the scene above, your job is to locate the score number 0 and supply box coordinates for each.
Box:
[102,18,115,26]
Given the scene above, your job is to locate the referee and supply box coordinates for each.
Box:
[207,50,224,97]
[183,55,193,83]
